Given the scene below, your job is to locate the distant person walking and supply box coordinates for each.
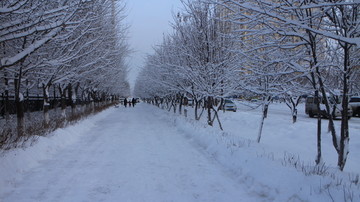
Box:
[124,98,128,107]
[132,98,136,107]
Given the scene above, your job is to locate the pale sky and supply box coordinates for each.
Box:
[126,0,183,92]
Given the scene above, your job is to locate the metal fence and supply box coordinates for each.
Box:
[0,94,72,117]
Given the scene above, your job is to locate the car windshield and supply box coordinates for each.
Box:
[225,100,233,103]
[307,96,340,104]
[350,97,360,102]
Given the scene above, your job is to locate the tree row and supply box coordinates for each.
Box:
[134,0,360,171]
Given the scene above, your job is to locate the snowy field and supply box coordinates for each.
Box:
[0,102,359,201]
[220,100,360,174]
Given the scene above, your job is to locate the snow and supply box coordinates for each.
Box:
[0,1,28,13]
[225,101,360,174]
[1,102,359,201]
[19,92,24,102]
[0,109,111,189]
[1,27,62,68]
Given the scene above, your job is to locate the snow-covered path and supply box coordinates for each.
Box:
[1,104,254,202]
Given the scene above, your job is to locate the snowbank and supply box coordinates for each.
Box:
[0,108,113,189]
[154,103,360,202]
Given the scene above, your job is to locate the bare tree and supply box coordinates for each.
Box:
[0,0,130,146]
[209,0,360,170]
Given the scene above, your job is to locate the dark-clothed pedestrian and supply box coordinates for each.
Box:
[124,98,128,107]
[132,98,136,107]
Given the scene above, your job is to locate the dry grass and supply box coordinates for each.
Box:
[0,101,115,151]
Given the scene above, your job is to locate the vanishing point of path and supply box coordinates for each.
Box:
[1,103,255,202]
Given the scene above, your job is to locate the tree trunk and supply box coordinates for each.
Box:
[53,85,58,111]
[178,94,183,115]
[167,99,171,112]
[207,96,213,126]
[74,83,80,111]
[172,97,176,113]
[14,75,25,137]
[338,45,350,171]
[212,107,223,131]
[286,96,300,123]
[4,77,10,120]
[43,84,51,128]
[194,99,199,120]
[68,83,76,115]
[292,108,297,123]
[195,99,204,121]
[257,101,269,143]
[25,79,31,119]
[58,85,67,118]
[90,90,96,113]
[0,93,4,118]
[315,90,322,165]
[318,84,338,153]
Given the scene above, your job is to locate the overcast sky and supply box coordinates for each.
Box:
[126,0,183,92]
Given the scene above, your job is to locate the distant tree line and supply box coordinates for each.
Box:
[134,0,360,171]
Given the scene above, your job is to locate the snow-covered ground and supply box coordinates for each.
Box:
[222,101,360,174]
[0,102,359,201]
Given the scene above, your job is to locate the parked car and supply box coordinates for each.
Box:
[187,98,194,106]
[349,96,360,117]
[222,99,237,112]
[182,97,194,106]
[305,96,352,119]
